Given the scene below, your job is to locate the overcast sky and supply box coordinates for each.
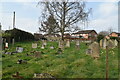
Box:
[0,0,118,34]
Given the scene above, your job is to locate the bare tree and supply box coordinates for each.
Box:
[108,27,113,34]
[99,31,109,36]
[38,1,91,40]
[39,15,59,34]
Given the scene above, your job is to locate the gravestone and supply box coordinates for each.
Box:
[41,44,45,49]
[58,40,64,49]
[32,43,37,48]
[34,51,41,58]
[86,49,92,55]
[5,42,8,48]
[16,47,23,53]
[57,48,62,54]
[107,40,115,49]
[103,38,107,49]
[76,40,80,49]
[114,39,118,47]
[65,39,70,47]
[88,42,100,59]
[43,40,47,46]
[33,73,54,78]
[50,46,54,49]
[100,39,103,48]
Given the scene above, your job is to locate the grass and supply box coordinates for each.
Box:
[1,41,118,78]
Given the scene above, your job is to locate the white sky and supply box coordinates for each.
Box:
[0,0,119,34]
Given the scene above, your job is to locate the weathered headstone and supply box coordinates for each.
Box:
[100,39,103,48]
[103,38,107,49]
[114,39,118,47]
[34,51,41,58]
[33,73,54,78]
[88,42,100,59]
[43,40,47,46]
[107,40,115,49]
[86,49,92,55]
[58,40,64,49]
[32,43,37,48]
[57,48,62,54]
[16,47,23,53]
[76,40,80,49]
[65,39,70,47]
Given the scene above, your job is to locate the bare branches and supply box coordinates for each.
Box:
[38,1,91,39]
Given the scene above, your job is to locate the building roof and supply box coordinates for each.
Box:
[110,32,120,36]
[72,30,97,34]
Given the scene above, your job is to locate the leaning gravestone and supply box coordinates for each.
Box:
[16,47,23,53]
[107,39,115,49]
[88,42,100,59]
[32,43,37,48]
[65,39,70,47]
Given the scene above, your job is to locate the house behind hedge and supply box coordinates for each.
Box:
[3,28,34,43]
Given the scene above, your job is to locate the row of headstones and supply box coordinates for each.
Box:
[100,39,118,49]
[32,39,80,49]
[86,39,118,59]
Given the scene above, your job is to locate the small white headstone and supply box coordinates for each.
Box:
[5,42,8,48]
[41,45,45,49]
[32,43,37,48]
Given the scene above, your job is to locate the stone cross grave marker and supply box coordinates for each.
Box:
[32,43,37,48]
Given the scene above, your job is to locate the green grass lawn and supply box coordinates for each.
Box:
[1,41,118,78]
